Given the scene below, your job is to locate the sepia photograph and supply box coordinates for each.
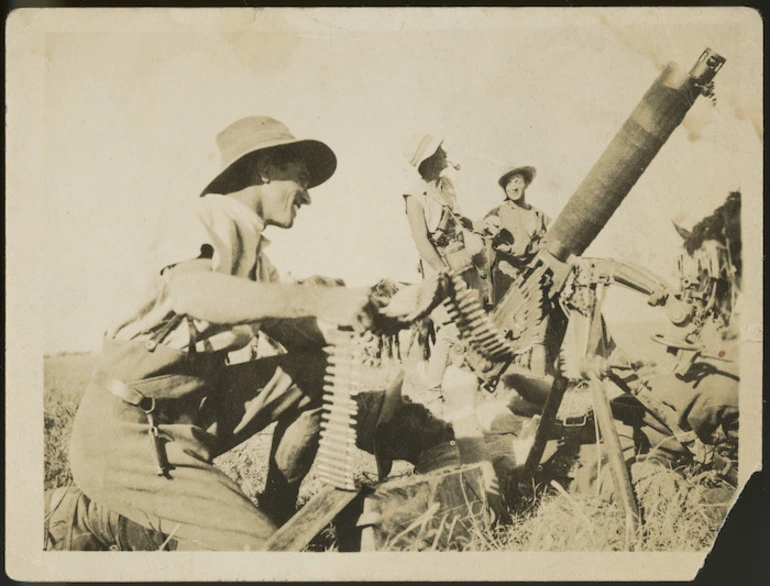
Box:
[5,6,763,582]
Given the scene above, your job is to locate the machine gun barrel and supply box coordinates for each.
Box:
[491,49,724,355]
[546,48,725,262]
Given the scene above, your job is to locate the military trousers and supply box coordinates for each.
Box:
[64,337,328,551]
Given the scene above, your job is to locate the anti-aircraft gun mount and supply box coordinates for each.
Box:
[262,48,726,552]
[444,48,727,542]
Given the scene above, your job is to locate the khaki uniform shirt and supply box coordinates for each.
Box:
[107,194,279,354]
[486,200,550,259]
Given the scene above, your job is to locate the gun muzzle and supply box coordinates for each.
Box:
[545,49,726,263]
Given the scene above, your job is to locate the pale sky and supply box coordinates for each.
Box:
[9,7,763,353]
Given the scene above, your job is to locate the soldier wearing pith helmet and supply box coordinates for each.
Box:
[401,132,487,396]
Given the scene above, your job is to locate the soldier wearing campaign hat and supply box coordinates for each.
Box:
[44,117,453,551]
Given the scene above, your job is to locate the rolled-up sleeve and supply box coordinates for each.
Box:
[151,203,236,276]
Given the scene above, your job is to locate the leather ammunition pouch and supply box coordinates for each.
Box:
[550,386,647,445]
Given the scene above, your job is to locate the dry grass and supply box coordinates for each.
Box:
[474,463,732,552]
[44,351,734,552]
[44,353,94,489]
[368,458,733,553]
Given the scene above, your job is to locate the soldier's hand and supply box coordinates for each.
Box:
[483,216,501,235]
[374,272,448,333]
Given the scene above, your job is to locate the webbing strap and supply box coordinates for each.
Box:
[145,313,185,352]
[186,315,198,358]
[146,314,198,360]
[92,368,209,403]
[92,368,147,407]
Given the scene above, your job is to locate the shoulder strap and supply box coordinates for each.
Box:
[144,313,198,360]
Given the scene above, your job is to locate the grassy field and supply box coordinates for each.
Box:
[44,345,734,552]
[44,352,96,490]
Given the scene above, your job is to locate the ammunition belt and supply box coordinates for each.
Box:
[316,329,364,491]
[443,273,516,362]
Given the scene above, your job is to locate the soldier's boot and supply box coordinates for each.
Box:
[44,484,177,551]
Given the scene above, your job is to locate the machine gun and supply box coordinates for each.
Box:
[440,48,726,544]
[263,48,726,551]
[443,49,725,394]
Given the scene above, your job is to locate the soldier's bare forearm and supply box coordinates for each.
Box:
[405,196,447,271]
[167,268,371,326]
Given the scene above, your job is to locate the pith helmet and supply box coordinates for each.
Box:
[403,132,444,168]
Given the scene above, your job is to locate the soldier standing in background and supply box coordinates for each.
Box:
[402,133,486,398]
[485,164,552,374]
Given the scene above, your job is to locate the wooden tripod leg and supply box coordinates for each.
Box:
[523,376,569,476]
[262,485,360,551]
[610,372,693,444]
[588,376,641,546]
[358,496,378,551]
